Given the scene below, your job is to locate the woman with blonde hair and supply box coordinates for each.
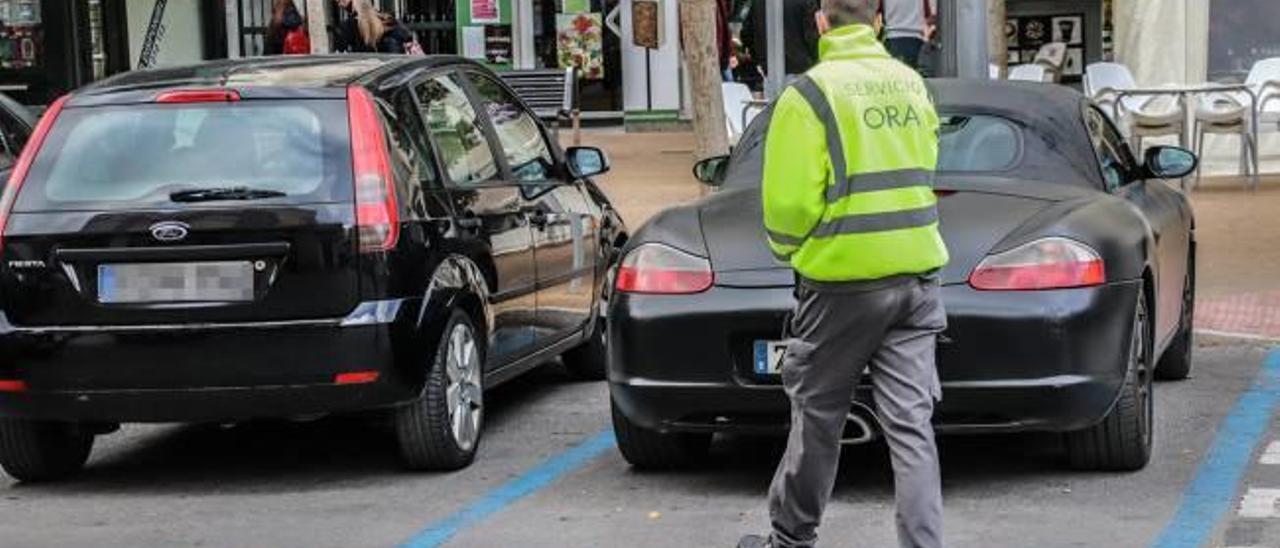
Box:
[334,0,415,53]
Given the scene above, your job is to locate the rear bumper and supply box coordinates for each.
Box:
[0,382,410,423]
[610,374,1120,435]
[0,300,424,422]
[607,280,1141,435]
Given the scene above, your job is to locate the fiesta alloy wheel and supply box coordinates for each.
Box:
[1066,288,1154,471]
[395,310,485,471]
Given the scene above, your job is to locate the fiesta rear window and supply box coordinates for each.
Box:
[14,100,353,212]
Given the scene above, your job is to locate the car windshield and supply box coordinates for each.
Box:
[722,110,1022,189]
[15,100,353,212]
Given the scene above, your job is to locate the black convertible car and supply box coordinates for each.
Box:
[607,80,1197,472]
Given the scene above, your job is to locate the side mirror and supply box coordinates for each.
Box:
[1144,146,1198,180]
[692,156,730,187]
[566,146,610,178]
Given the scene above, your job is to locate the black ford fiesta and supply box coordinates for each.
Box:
[0,56,625,481]
[608,80,1197,472]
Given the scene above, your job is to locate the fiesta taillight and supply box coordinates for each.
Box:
[334,371,380,385]
[0,380,27,393]
[155,89,241,103]
[615,243,714,295]
[0,94,69,251]
[347,86,400,253]
[969,237,1106,291]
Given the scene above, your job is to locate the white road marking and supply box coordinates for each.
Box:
[1262,441,1280,465]
[1238,488,1280,518]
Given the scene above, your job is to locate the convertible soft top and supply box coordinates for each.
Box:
[927,79,1101,185]
[726,79,1104,190]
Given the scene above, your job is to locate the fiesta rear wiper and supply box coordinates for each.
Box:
[170,186,288,203]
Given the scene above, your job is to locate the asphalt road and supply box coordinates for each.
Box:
[1,341,1276,548]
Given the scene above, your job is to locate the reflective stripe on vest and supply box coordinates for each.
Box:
[824,168,933,203]
[810,205,938,238]
[766,229,806,247]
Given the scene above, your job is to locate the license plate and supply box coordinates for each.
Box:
[98,262,254,304]
[753,340,787,375]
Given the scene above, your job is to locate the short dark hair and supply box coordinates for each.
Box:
[821,0,877,28]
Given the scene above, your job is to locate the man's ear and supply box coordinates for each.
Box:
[814,10,831,35]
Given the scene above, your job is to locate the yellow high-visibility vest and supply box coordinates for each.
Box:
[763,24,948,283]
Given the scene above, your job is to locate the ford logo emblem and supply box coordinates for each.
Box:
[149,221,190,242]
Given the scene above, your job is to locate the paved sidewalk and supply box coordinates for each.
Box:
[566,129,703,226]
[1191,175,1280,339]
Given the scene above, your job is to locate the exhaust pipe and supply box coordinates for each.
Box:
[841,402,880,445]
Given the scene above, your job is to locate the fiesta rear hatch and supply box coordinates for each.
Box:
[0,90,362,326]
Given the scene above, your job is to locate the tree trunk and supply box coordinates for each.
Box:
[307,0,331,54]
[678,0,729,163]
[988,0,1006,75]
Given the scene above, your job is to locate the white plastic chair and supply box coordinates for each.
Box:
[1193,92,1254,188]
[1008,64,1047,83]
[722,82,762,146]
[1033,42,1068,83]
[1085,62,1187,151]
[1248,58,1280,141]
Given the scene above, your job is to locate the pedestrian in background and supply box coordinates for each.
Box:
[333,0,416,54]
[264,0,306,56]
[742,0,821,78]
[881,0,936,70]
[739,0,948,546]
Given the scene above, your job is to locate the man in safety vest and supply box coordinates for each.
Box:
[738,1,948,547]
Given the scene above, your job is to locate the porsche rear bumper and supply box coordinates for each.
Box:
[607,280,1142,435]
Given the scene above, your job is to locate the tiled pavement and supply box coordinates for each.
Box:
[1198,291,1280,340]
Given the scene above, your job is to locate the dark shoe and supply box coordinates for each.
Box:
[737,534,772,548]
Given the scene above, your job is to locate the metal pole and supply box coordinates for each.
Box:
[225,0,241,58]
[765,0,785,98]
[952,0,989,79]
[137,0,169,69]
[306,0,331,54]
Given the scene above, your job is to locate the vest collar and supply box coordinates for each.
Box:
[818,25,891,62]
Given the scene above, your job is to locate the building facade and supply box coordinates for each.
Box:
[0,0,229,105]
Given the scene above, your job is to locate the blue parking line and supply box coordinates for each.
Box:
[400,430,615,548]
[1151,348,1280,548]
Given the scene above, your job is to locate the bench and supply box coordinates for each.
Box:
[499,68,581,146]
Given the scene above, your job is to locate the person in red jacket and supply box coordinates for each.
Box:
[265,0,306,56]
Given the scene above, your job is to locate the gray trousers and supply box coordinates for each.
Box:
[768,276,946,548]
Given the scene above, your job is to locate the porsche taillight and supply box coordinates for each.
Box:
[969,237,1106,291]
[615,244,714,295]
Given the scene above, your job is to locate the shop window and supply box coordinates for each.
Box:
[0,1,42,70]
[1209,0,1280,81]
